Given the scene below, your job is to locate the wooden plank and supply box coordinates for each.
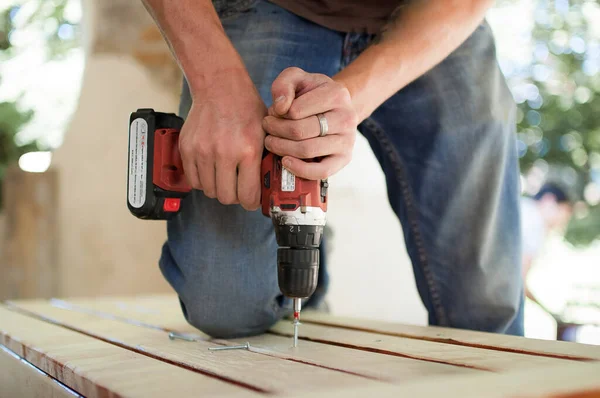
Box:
[0,345,82,398]
[45,296,481,382]
[5,301,383,394]
[269,321,577,371]
[47,296,587,372]
[0,307,258,397]
[284,361,600,398]
[0,167,58,300]
[300,312,600,361]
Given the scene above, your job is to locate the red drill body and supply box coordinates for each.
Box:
[127,109,327,344]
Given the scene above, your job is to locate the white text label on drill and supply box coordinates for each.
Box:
[128,118,148,208]
[281,167,296,192]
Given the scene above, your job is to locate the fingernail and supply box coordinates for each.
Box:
[283,157,291,167]
[274,95,285,103]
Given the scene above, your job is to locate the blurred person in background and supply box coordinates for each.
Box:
[521,182,575,339]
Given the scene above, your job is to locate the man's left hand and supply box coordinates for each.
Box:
[262,67,358,180]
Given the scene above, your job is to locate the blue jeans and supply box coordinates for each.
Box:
[159,0,524,338]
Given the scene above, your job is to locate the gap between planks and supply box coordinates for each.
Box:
[50,294,600,362]
[0,307,262,397]
[4,300,478,384]
[2,302,388,394]
[299,311,600,361]
[9,298,584,373]
[0,344,83,398]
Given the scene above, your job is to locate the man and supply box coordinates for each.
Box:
[521,183,574,309]
[142,0,524,338]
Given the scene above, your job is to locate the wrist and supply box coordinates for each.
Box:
[333,75,371,123]
[186,63,251,99]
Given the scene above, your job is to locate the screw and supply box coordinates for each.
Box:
[208,342,250,351]
[168,332,197,342]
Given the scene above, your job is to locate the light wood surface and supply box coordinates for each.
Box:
[0,307,256,398]
[3,295,600,398]
[269,321,576,371]
[39,297,479,382]
[287,361,600,398]
[301,311,600,361]
[5,302,383,394]
[0,345,81,398]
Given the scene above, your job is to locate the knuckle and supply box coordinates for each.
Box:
[284,66,303,76]
[343,112,359,130]
[334,86,350,104]
[214,143,234,162]
[194,140,211,158]
[240,143,258,160]
[287,106,302,120]
[180,145,193,161]
[290,125,304,140]
[331,84,351,107]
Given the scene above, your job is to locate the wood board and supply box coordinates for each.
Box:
[0,345,81,398]
[2,295,600,397]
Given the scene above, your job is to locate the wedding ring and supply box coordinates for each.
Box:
[316,113,328,137]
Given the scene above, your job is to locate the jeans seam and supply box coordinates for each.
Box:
[361,118,449,326]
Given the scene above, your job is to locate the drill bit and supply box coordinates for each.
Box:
[293,298,301,347]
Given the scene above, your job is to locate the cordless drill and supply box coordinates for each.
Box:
[126,108,328,345]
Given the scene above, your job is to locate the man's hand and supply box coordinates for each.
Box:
[179,69,265,210]
[262,67,358,180]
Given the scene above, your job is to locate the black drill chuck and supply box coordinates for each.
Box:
[277,248,319,299]
[274,223,323,299]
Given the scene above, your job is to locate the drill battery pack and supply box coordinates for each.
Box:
[127,108,191,220]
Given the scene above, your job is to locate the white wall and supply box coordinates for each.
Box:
[327,135,427,325]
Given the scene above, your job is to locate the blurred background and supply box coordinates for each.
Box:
[0,0,598,344]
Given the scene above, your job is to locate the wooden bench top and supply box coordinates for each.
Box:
[1,294,599,397]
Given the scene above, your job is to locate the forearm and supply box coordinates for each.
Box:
[334,0,494,121]
[141,0,248,95]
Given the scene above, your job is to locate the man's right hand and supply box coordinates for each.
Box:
[178,69,266,211]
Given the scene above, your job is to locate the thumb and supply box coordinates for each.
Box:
[271,67,329,116]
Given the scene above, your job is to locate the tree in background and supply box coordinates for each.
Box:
[504,0,600,245]
[0,0,80,209]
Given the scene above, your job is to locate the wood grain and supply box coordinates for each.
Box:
[44,296,480,382]
[0,307,257,398]
[48,296,593,372]
[0,345,81,398]
[285,361,600,398]
[269,322,576,371]
[300,311,600,361]
[5,301,382,394]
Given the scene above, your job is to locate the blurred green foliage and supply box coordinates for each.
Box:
[0,101,36,208]
[0,0,80,209]
[504,0,600,245]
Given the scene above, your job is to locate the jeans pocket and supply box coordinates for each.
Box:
[212,0,260,21]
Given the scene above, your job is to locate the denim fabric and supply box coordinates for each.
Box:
[159,0,524,338]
